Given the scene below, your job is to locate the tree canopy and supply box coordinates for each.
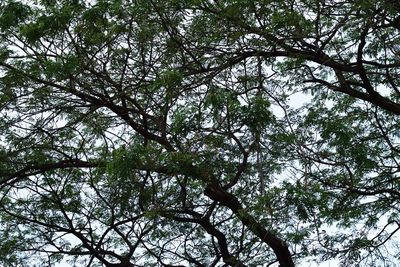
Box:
[0,0,399,266]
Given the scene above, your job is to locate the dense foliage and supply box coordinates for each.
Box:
[0,0,399,266]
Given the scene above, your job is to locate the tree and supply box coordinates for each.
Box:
[0,0,399,266]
